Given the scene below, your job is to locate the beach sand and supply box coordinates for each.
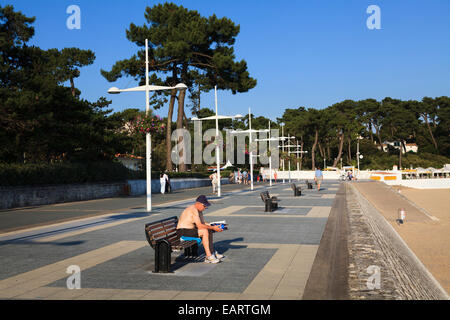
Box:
[355,182,450,295]
[392,186,450,294]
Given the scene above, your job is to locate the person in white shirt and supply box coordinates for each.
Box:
[160,173,166,194]
[163,172,170,193]
[209,171,218,194]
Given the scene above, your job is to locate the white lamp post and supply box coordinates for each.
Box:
[255,121,288,187]
[191,85,242,197]
[229,108,269,190]
[108,39,187,212]
[284,139,303,183]
[290,150,308,181]
[277,132,295,183]
[356,135,363,175]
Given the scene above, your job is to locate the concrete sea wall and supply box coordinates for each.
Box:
[0,178,230,210]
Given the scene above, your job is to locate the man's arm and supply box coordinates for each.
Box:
[192,210,222,232]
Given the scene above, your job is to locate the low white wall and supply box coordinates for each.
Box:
[270,170,374,180]
[0,182,126,210]
[274,171,337,180]
[395,178,450,189]
[126,178,230,196]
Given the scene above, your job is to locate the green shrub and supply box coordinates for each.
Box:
[0,161,132,187]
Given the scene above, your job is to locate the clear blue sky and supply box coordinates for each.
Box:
[6,0,450,121]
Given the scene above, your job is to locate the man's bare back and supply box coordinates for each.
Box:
[177,204,206,230]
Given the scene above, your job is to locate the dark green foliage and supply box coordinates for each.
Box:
[0,5,127,164]
[0,162,133,186]
[101,2,257,171]
[279,96,450,170]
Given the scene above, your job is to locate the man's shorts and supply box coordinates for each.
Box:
[177,228,199,238]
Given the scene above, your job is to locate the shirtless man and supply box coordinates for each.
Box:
[176,195,224,264]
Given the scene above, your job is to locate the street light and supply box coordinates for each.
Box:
[229,108,269,191]
[108,39,187,212]
[278,132,295,183]
[356,135,363,176]
[284,139,304,182]
[191,85,243,197]
[279,127,294,183]
[255,121,288,187]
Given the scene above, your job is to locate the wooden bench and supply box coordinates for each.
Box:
[291,183,302,196]
[305,180,313,189]
[144,216,199,273]
[260,191,279,212]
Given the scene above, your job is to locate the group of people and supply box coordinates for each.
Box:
[159,172,171,194]
[235,169,249,185]
[231,168,279,185]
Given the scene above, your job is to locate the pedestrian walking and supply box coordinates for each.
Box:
[243,170,248,185]
[314,166,323,191]
[209,171,218,194]
[160,173,166,194]
[164,171,171,193]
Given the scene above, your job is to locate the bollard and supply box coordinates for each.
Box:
[396,208,406,224]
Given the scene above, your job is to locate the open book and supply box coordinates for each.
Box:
[210,220,228,231]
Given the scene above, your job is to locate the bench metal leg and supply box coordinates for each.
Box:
[265,200,273,212]
[154,240,171,273]
[184,243,199,259]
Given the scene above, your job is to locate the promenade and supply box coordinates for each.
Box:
[0,180,340,300]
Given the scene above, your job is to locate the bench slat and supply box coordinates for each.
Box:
[145,216,198,255]
[146,218,177,228]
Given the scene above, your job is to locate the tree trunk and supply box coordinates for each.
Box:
[70,77,76,97]
[176,89,187,172]
[326,140,331,160]
[318,142,324,159]
[424,115,438,150]
[311,129,318,170]
[332,131,344,167]
[165,89,177,171]
[374,125,383,149]
[368,122,374,143]
[347,136,352,163]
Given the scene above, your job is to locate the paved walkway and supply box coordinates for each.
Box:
[0,180,342,300]
[0,182,254,233]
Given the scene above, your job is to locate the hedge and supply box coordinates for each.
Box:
[0,162,133,187]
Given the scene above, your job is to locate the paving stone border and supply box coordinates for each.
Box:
[346,183,449,300]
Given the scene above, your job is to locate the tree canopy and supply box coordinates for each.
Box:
[0,5,126,163]
[101,2,257,171]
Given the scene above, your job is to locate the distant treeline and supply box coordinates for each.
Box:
[277,97,450,170]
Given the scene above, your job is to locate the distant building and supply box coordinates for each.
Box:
[378,141,418,154]
[405,143,418,153]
